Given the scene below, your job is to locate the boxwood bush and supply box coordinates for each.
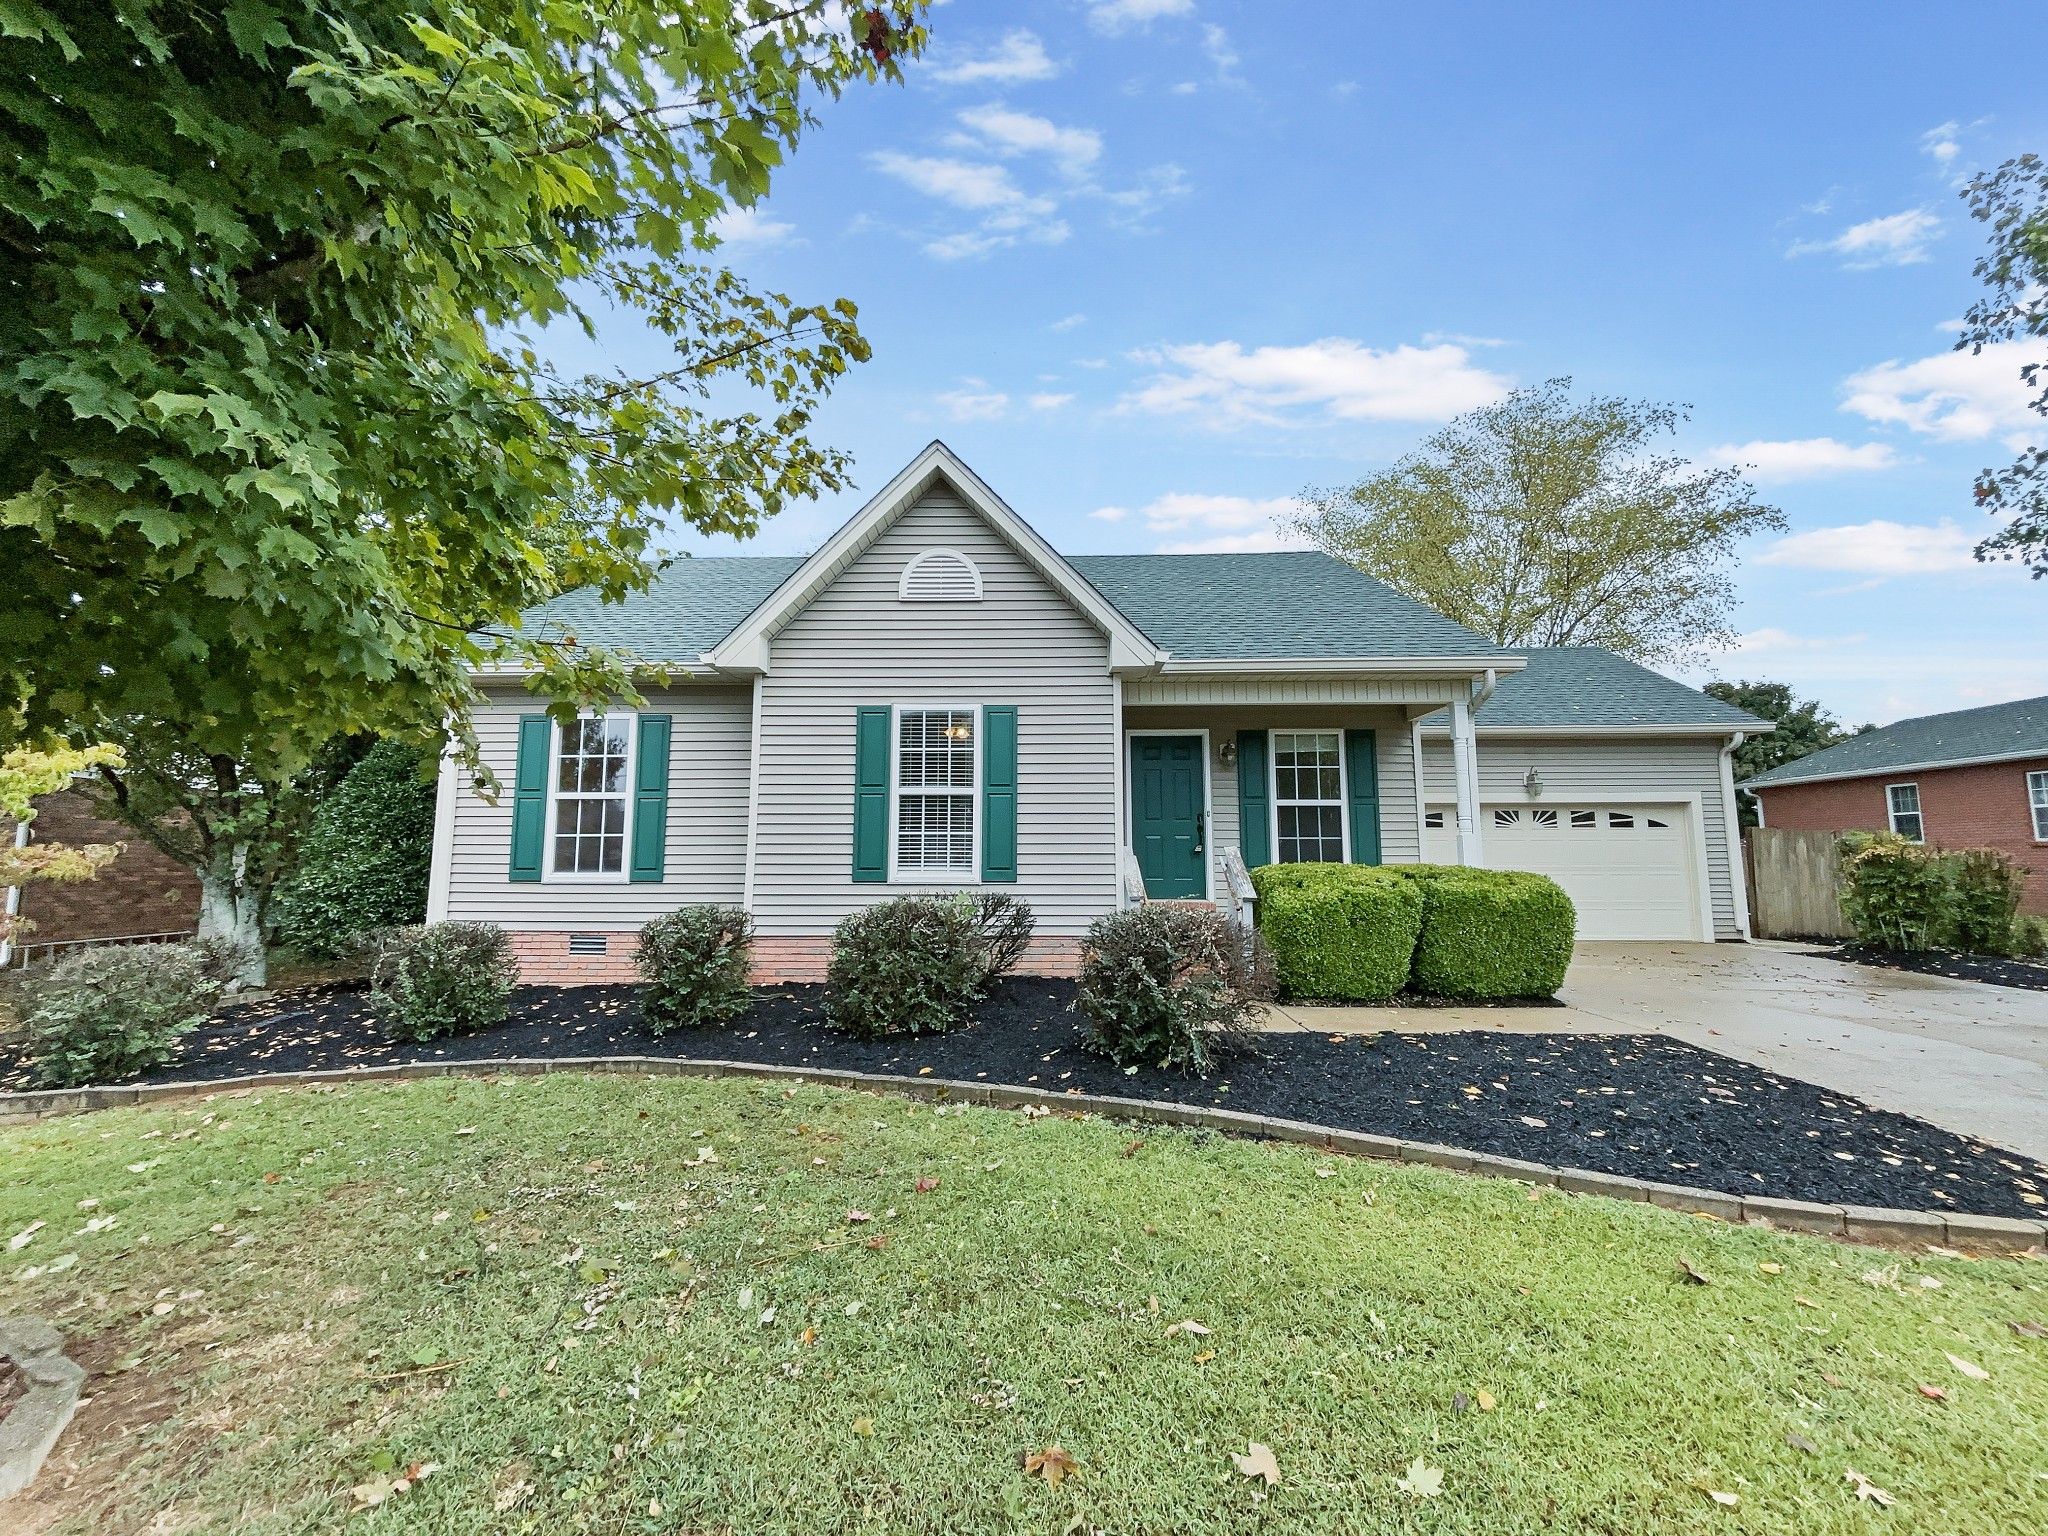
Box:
[21,941,220,1086]
[1249,863,1422,1001]
[273,739,436,957]
[367,921,518,1042]
[636,906,754,1032]
[1075,903,1272,1074]
[827,894,1035,1039]
[1404,866,1576,999]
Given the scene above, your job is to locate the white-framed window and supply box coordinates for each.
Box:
[551,714,635,877]
[895,707,978,876]
[1272,730,1346,864]
[1887,782,1924,842]
[2028,770,2048,841]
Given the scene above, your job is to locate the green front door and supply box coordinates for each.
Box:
[1130,736,1206,899]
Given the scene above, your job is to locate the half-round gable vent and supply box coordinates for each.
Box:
[898,549,983,602]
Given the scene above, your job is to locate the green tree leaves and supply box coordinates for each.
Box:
[1957,154,2048,578]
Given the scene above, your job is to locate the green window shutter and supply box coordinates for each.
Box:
[1236,729,1271,868]
[1345,728,1382,865]
[508,715,551,882]
[982,706,1018,883]
[629,713,672,883]
[852,706,891,882]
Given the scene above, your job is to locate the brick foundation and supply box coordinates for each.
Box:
[509,930,1085,987]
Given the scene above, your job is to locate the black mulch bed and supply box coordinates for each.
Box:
[1807,943,2048,993]
[9,978,2047,1220]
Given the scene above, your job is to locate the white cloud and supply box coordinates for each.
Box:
[1789,208,1942,268]
[1089,0,1193,30]
[1841,341,2044,448]
[867,150,1066,258]
[1922,120,1961,167]
[1200,23,1240,80]
[708,207,795,245]
[1051,313,1088,332]
[953,105,1102,178]
[924,30,1058,84]
[935,386,1009,421]
[1089,492,1315,553]
[1756,519,1980,576]
[1122,338,1512,427]
[1706,437,1902,482]
[1028,392,1074,410]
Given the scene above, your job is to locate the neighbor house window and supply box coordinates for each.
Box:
[896,709,977,874]
[2029,770,2048,841]
[1887,782,1924,842]
[1272,730,1345,863]
[554,715,633,874]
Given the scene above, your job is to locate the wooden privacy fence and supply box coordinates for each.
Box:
[1744,827,1852,940]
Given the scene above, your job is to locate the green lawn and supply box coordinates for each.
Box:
[2,1073,2044,1534]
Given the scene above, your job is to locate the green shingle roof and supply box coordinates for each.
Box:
[1067,552,1504,659]
[523,556,804,665]
[1419,647,1765,731]
[1747,693,2048,787]
[519,549,1507,664]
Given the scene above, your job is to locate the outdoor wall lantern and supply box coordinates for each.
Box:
[1523,767,1544,798]
[1217,739,1238,768]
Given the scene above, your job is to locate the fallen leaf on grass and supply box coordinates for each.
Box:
[1121,1139,1144,1159]
[1192,1350,1215,1364]
[1758,1262,1783,1275]
[1795,1297,1819,1309]
[1024,1445,1079,1487]
[1944,1352,1989,1381]
[2009,1320,2048,1339]
[454,1127,476,1137]
[1845,1467,1896,1507]
[1916,1384,1946,1401]
[1165,1320,1212,1338]
[491,1478,532,1512]
[1820,1372,1843,1388]
[1707,1490,1739,1508]
[1787,1433,1818,1455]
[1676,1257,1710,1285]
[351,1462,439,1507]
[1231,1443,1281,1486]
[851,1417,874,1437]
[914,1178,940,1194]
[1395,1456,1442,1498]
[7,1222,44,1251]
[846,1210,871,1224]
[1476,1390,1496,1412]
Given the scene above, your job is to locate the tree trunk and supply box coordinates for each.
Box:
[196,847,268,991]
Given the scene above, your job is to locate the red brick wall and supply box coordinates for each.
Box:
[1755,756,2048,914]
[5,788,202,946]
[509,930,1086,987]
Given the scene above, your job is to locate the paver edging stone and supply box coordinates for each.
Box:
[0,1317,85,1500]
[1,1058,2043,1256]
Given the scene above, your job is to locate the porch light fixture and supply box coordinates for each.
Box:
[1522,767,1544,798]
[1218,739,1237,768]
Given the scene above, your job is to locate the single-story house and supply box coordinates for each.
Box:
[424,443,1766,983]
[1747,694,2048,914]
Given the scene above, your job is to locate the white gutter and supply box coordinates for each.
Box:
[1749,745,2048,791]
[1156,654,1526,678]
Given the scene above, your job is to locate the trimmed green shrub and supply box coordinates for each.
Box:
[1404,866,1576,999]
[1075,903,1272,1074]
[1950,848,2027,956]
[827,893,1035,1039]
[1249,862,1422,1001]
[368,921,518,1042]
[2015,914,2048,960]
[23,942,219,1086]
[636,906,754,1032]
[274,740,436,957]
[1838,832,1955,952]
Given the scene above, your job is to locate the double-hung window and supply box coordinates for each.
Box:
[1272,730,1346,863]
[896,709,977,875]
[1887,782,1924,843]
[553,715,633,875]
[2029,770,2048,841]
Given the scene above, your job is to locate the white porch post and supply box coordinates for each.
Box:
[1451,697,1484,866]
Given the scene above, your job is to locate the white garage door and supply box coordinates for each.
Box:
[1421,804,1704,941]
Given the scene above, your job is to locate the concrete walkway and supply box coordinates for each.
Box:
[1264,941,2048,1163]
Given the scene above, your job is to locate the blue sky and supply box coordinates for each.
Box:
[564,0,2048,725]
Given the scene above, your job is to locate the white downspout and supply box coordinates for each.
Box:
[741,674,765,913]
[1451,695,1484,867]
[1720,732,1752,941]
[0,819,28,968]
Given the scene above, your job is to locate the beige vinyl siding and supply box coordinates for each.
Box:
[751,490,1119,936]
[1420,733,1742,939]
[1122,706,1421,874]
[442,685,752,927]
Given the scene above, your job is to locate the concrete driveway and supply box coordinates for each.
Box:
[1265,941,2048,1162]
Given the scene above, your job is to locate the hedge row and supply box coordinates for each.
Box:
[1249,862,1576,1001]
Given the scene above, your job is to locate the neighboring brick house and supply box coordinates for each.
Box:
[1746,694,2048,914]
[2,786,201,962]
